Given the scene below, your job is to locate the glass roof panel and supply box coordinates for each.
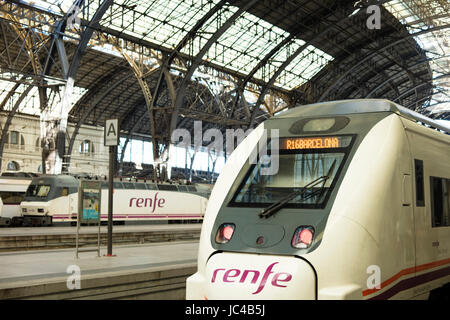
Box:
[104,0,224,50]
[97,0,333,90]
[19,0,334,92]
[15,1,447,119]
[0,78,87,117]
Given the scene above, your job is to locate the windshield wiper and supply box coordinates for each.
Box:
[258,159,337,219]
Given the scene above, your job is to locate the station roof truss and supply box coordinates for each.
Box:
[0,0,448,160]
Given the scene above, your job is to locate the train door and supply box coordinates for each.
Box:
[405,121,450,298]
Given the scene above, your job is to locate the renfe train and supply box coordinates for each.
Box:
[0,176,32,226]
[20,175,210,226]
[186,99,450,300]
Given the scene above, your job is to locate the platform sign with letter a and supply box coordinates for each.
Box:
[104,119,119,146]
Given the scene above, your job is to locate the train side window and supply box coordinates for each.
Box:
[157,184,178,191]
[61,187,69,196]
[135,183,146,190]
[113,182,123,189]
[414,159,425,207]
[430,177,450,228]
[146,183,158,190]
[187,186,197,192]
[0,191,24,204]
[123,182,135,189]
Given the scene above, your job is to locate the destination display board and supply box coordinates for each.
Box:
[280,136,352,150]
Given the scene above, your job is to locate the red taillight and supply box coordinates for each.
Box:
[215,223,235,244]
[291,226,314,249]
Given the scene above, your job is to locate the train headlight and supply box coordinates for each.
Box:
[215,223,235,244]
[291,226,314,249]
[22,208,27,213]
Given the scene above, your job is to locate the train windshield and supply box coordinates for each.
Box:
[25,184,51,198]
[230,135,353,209]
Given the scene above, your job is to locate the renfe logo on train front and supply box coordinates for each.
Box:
[211,262,292,294]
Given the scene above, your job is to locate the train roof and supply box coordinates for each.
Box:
[31,174,79,187]
[273,99,449,134]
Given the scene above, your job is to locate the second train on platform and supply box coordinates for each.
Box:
[19,175,210,226]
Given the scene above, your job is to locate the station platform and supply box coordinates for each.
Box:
[0,224,201,251]
[0,241,198,300]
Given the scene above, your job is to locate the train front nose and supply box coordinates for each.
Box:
[197,252,316,300]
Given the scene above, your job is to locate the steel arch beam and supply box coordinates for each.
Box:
[425,102,450,118]
[406,94,445,110]
[250,30,331,126]
[167,0,228,67]
[364,57,449,98]
[64,70,134,170]
[41,0,114,174]
[232,0,321,109]
[392,75,449,103]
[374,68,431,99]
[318,24,450,102]
[231,25,308,115]
[249,5,378,126]
[0,81,21,111]
[169,0,258,134]
[67,0,113,79]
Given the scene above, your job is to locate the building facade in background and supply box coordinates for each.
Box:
[0,112,108,175]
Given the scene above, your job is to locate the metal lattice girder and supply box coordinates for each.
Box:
[341,52,432,99]
[169,0,259,134]
[372,70,431,103]
[290,2,432,105]
[248,2,361,125]
[0,80,21,111]
[393,75,448,103]
[407,93,448,111]
[376,70,446,101]
[248,1,408,122]
[229,0,342,116]
[66,0,113,79]
[1,4,45,76]
[0,14,62,85]
[318,24,450,102]
[1,0,448,164]
[364,56,447,97]
[64,68,133,170]
[166,0,229,67]
[46,0,114,174]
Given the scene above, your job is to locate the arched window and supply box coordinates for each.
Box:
[10,131,19,144]
[7,161,20,171]
[6,131,25,150]
[79,140,94,155]
[35,138,41,151]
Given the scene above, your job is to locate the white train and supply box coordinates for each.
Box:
[0,176,32,226]
[20,175,211,226]
[186,99,450,300]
